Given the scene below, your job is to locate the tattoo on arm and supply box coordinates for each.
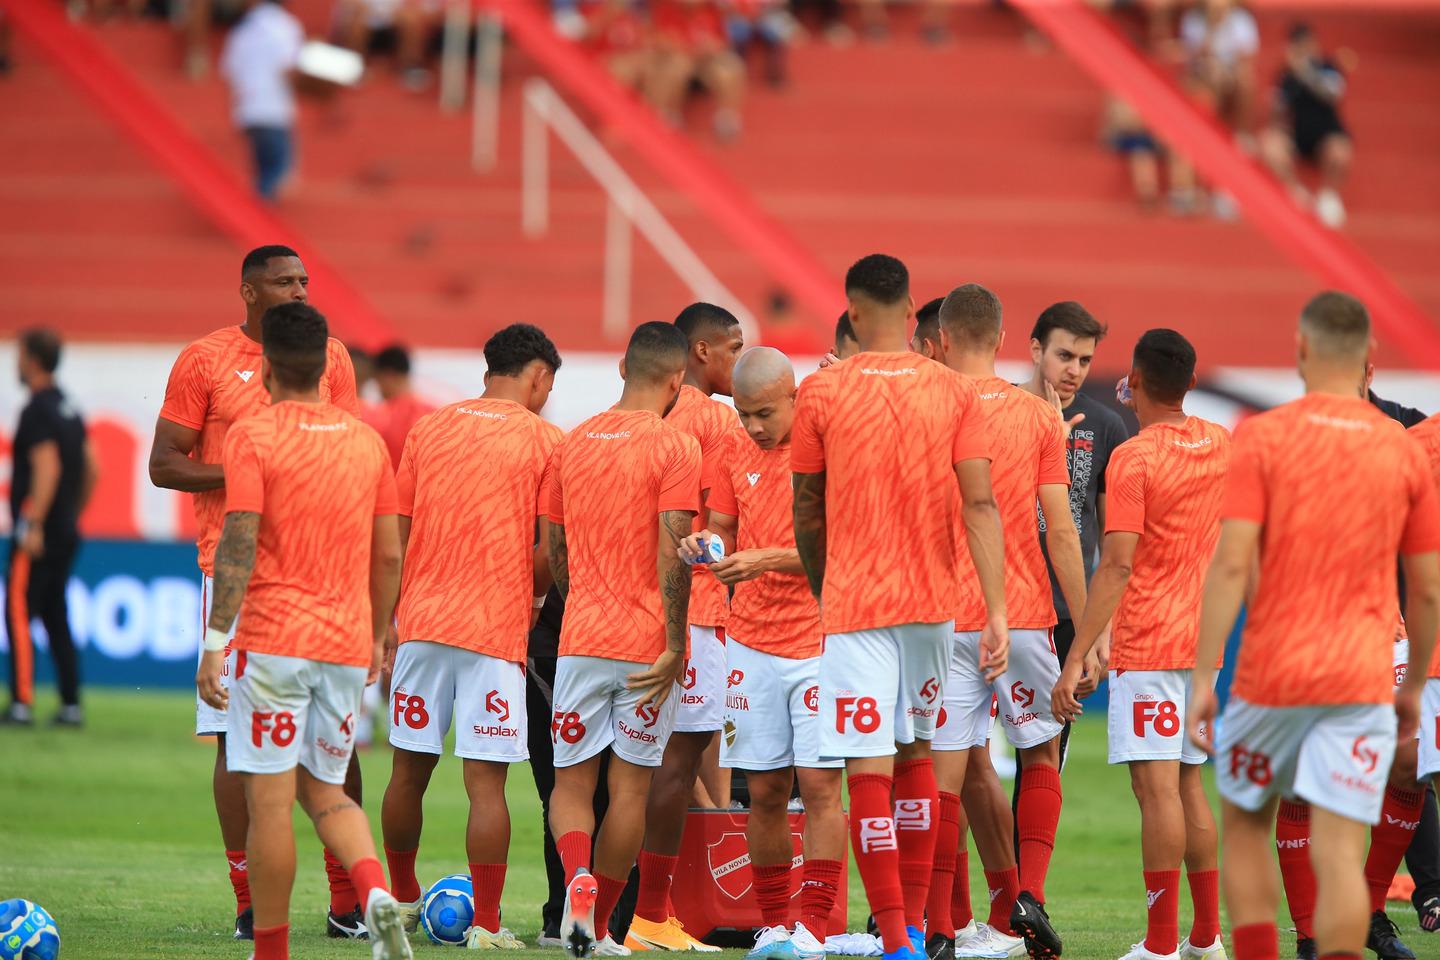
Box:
[659,510,695,654]
[208,512,259,632]
[548,522,570,599]
[791,472,827,600]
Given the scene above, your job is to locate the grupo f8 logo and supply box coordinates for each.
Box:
[836,696,881,734]
[1133,700,1180,738]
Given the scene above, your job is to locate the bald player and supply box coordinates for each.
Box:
[1188,292,1440,960]
[690,348,845,960]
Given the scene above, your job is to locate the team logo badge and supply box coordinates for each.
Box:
[485,690,510,722]
[706,833,754,900]
[727,670,745,689]
[1352,735,1379,775]
[723,718,737,748]
[747,473,762,486]
[236,369,255,383]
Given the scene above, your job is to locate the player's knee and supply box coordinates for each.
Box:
[896,739,931,762]
[747,772,792,812]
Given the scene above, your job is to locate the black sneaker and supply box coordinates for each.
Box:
[1296,937,1316,960]
[1415,894,1440,933]
[1010,891,1061,959]
[234,907,254,941]
[0,703,34,726]
[926,932,955,960]
[1367,911,1415,960]
[51,705,83,727]
[327,906,369,940]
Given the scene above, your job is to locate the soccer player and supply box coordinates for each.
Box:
[193,303,411,960]
[627,304,742,953]
[1051,329,1230,960]
[911,298,944,362]
[835,312,860,360]
[684,347,845,960]
[792,255,1008,960]
[1187,292,1440,960]
[928,284,1089,960]
[378,323,564,947]
[547,321,702,959]
[149,244,365,940]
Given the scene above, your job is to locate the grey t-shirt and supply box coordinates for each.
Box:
[1036,389,1132,620]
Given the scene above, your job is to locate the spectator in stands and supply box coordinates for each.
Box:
[582,0,657,98]
[1170,0,1257,216]
[0,13,11,76]
[363,344,436,468]
[1259,22,1353,229]
[220,0,304,201]
[331,0,439,91]
[652,0,746,141]
[1102,97,1165,209]
[726,0,796,87]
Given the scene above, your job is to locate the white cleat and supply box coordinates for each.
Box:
[467,926,527,949]
[1118,942,1179,960]
[561,870,601,958]
[790,923,828,960]
[952,921,1007,959]
[396,899,421,935]
[746,925,796,960]
[1178,938,1228,960]
[595,935,633,956]
[1315,188,1347,229]
[365,890,415,960]
[538,934,567,949]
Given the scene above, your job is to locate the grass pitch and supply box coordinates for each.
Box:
[1,689,1428,959]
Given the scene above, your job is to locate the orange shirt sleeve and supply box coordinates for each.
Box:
[658,433,702,514]
[395,431,418,517]
[1221,422,1267,523]
[326,341,362,416]
[159,343,210,431]
[1400,452,1440,555]
[790,378,827,473]
[707,437,739,518]
[548,441,566,525]
[222,423,266,515]
[952,379,991,465]
[1104,443,1146,535]
[537,431,561,518]
[375,455,399,516]
[1038,414,1069,486]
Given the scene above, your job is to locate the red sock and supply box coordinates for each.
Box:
[1232,922,1279,960]
[1142,869,1180,955]
[385,847,421,903]
[984,868,1019,934]
[324,848,360,914]
[848,772,907,953]
[800,858,843,939]
[594,873,629,939]
[470,863,506,933]
[1186,868,1221,948]
[557,831,592,881]
[254,923,289,960]
[1016,764,1062,903]
[1275,801,1315,938]
[893,758,939,930]
[1365,784,1425,912]
[753,863,793,927]
[952,849,973,930]
[226,850,251,914]
[926,792,962,938]
[635,850,679,924]
[348,857,388,909]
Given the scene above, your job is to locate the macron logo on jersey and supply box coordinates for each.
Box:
[860,367,917,377]
[586,431,632,440]
[236,370,256,383]
[458,407,508,420]
[747,472,761,486]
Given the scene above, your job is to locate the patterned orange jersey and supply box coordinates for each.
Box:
[953,376,1068,631]
[1105,416,1231,670]
[549,409,702,661]
[790,353,990,634]
[1225,394,1440,706]
[395,398,564,663]
[160,325,360,576]
[707,433,821,659]
[1409,413,1440,676]
[665,384,741,628]
[223,401,397,667]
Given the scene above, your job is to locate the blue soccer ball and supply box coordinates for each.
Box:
[420,874,474,946]
[0,900,60,960]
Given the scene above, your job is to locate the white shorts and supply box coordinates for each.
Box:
[226,651,368,784]
[1106,669,1209,765]
[388,640,529,763]
[1394,640,1410,690]
[195,574,238,736]
[1215,695,1397,824]
[1415,679,1440,779]
[552,656,679,768]
[935,629,1062,751]
[818,621,952,760]
[719,638,843,771]
[675,625,726,733]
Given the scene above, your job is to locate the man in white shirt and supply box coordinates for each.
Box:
[220,0,304,200]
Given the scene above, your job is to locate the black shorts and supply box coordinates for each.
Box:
[1294,118,1348,163]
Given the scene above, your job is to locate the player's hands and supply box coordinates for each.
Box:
[1096,627,1112,672]
[709,550,767,586]
[1396,683,1422,743]
[679,529,715,565]
[19,522,43,559]
[1043,381,1085,436]
[1075,647,1105,698]
[1187,684,1218,755]
[628,650,683,708]
[379,624,398,700]
[196,649,229,711]
[1051,660,1085,724]
[818,352,841,369]
[979,617,1010,682]
[367,635,386,686]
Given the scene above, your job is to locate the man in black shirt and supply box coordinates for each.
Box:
[4,329,97,726]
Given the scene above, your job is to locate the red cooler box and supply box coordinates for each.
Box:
[670,809,849,944]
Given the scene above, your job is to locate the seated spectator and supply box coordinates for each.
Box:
[331,0,440,90]
[1169,0,1257,216]
[1260,22,1353,229]
[652,0,745,141]
[725,0,796,87]
[582,0,657,98]
[1102,96,1165,209]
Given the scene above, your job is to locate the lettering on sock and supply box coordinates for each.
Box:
[858,817,899,853]
[893,799,932,831]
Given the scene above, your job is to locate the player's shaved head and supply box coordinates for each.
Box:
[623,321,689,384]
[1131,328,1196,405]
[939,284,1003,351]
[674,303,740,343]
[845,254,910,308]
[261,302,328,391]
[913,297,944,357]
[732,347,794,398]
[732,347,797,449]
[1299,291,1370,361]
[241,244,301,280]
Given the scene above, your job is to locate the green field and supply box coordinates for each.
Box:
[0,689,1430,959]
